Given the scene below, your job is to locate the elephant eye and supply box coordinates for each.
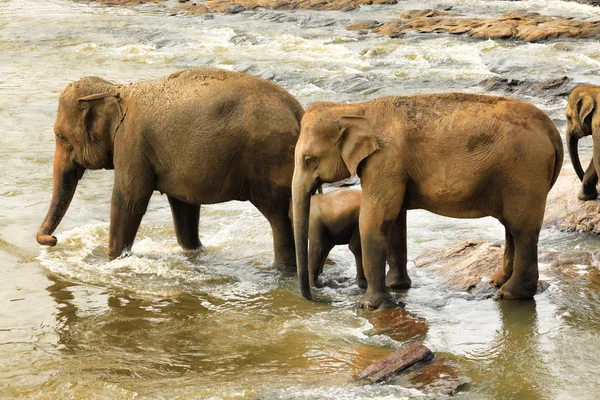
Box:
[56,133,67,142]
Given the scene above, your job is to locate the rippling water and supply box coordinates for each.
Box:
[2,0,600,398]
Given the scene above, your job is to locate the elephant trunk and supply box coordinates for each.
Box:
[36,145,84,246]
[291,169,313,301]
[567,130,585,181]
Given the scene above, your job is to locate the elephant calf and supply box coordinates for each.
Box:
[292,93,563,307]
[291,188,409,290]
[566,85,600,201]
[37,69,304,268]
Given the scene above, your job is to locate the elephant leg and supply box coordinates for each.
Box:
[108,186,153,260]
[498,195,543,299]
[309,241,332,287]
[491,228,514,288]
[499,230,539,299]
[386,209,411,290]
[579,159,598,201]
[359,184,404,308]
[256,202,296,272]
[168,196,202,250]
[349,229,367,289]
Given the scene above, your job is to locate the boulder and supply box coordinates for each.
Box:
[346,10,600,42]
[544,168,600,234]
[356,341,433,384]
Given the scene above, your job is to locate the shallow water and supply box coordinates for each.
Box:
[2,0,600,398]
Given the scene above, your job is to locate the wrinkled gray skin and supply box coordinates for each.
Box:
[37,69,304,268]
[293,93,563,308]
[565,85,600,201]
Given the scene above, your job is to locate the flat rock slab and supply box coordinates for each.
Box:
[544,168,600,234]
[179,0,396,14]
[346,10,600,42]
[415,237,600,295]
[356,341,433,384]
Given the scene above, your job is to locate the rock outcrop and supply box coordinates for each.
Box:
[346,10,600,42]
[544,168,600,234]
[179,0,396,14]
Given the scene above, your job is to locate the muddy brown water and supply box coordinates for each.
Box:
[2,0,600,398]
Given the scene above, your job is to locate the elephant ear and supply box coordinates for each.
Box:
[336,115,379,176]
[78,93,124,144]
[576,94,595,126]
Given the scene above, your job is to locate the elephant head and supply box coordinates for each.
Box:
[36,77,125,247]
[291,104,379,299]
[566,86,600,181]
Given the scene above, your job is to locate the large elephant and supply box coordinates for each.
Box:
[292,93,563,308]
[565,85,600,201]
[37,69,304,268]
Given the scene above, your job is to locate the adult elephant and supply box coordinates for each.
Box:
[37,69,304,268]
[292,94,563,308]
[565,85,600,201]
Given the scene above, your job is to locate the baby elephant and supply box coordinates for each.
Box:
[291,189,408,290]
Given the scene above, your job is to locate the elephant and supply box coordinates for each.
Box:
[565,85,600,201]
[292,93,563,308]
[36,69,304,269]
[290,188,409,290]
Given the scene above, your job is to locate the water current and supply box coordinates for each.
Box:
[1,0,600,398]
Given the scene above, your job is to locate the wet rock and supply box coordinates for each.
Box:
[346,10,600,42]
[415,240,551,296]
[229,33,260,45]
[179,0,397,14]
[415,240,503,294]
[478,76,574,98]
[366,307,428,342]
[356,341,434,384]
[97,0,162,3]
[390,355,468,396]
[543,168,600,234]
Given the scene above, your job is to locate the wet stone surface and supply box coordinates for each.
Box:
[356,341,433,384]
[179,0,397,14]
[346,10,600,42]
[544,169,600,235]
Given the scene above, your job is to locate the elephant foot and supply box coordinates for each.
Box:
[310,275,323,288]
[578,187,598,201]
[499,278,537,300]
[356,277,368,289]
[359,289,393,309]
[490,270,511,288]
[270,259,297,273]
[386,275,412,290]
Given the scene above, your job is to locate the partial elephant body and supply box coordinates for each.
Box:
[38,69,304,267]
[302,189,409,290]
[565,85,600,201]
[292,93,563,307]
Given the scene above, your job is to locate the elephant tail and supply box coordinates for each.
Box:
[548,130,564,191]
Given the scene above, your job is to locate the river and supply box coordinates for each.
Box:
[1,0,600,398]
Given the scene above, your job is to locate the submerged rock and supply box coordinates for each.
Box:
[366,307,428,342]
[356,341,433,384]
[346,10,600,42]
[544,168,600,234]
